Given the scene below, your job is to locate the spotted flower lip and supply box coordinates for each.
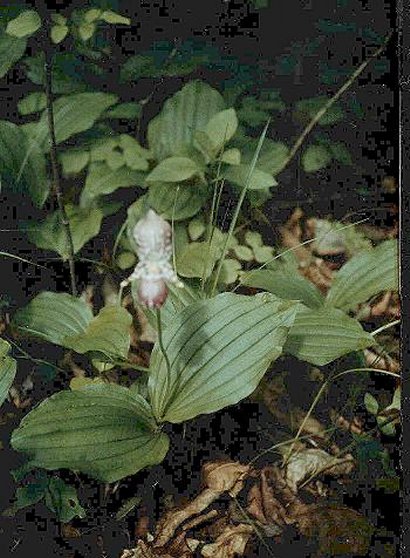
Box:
[121,209,183,308]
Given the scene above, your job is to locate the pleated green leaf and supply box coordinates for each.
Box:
[0,120,49,206]
[0,339,17,407]
[148,181,207,220]
[27,204,104,260]
[325,240,399,311]
[64,306,132,360]
[284,306,375,366]
[0,30,27,78]
[147,80,225,161]
[13,292,132,361]
[146,156,202,183]
[11,384,169,483]
[240,269,324,309]
[80,162,145,206]
[13,292,93,346]
[32,93,118,150]
[148,293,299,423]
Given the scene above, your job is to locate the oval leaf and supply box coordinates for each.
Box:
[148,182,207,220]
[0,30,27,78]
[11,384,169,482]
[13,292,93,346]
[6,10,41,39]
[203,108,238,153]
[302,144,332,173]
[27,204,104,260]
[148,293,299,423]
[147,80,225,160]
[0,339,17,407]
[240,269,324,309]
[284,306,375,366]
[33,93,118,149]
[224,164,277,191]
[325,240,398,311]
[63,306,132,360]
[0,120,49,206]
[146,156,201,183]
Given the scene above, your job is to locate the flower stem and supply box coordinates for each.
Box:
[156,308,172,391]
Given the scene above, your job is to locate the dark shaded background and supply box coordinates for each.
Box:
[0,1,400,557]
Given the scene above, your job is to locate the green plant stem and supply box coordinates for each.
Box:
[276,32,393,176]
[371,319,401,337]
[282,366,400,466]
[43,41,77,297]
[210,120,270,296]
[156,308,172,392]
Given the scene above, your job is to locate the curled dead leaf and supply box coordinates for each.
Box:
[201,524,254,558]
[284,448,355,493]
[203,461,251,496]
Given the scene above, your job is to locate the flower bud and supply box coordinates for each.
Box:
[137,279,168,309]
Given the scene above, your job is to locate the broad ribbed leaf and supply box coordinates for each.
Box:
[64,306,132,360]
[284,306,375,366]
[0,30,27,78]
[80,162,145,206]
[224,164,277,190]
[17,92,47,115]
[149,293,299,423]
[13,292,93,345]
[0,339,17,407]
[240,269,324,309]
[13,293,132,360]
[325,240,398,311]
[146,156,202,183]
[0,120,49,206]
[6,10,41,39]
[11,384,169,482]
[147,81,225,160]
[32,93,118,150]
[203,108,238,153]
[27,204,104,260]
[148,181,207,220]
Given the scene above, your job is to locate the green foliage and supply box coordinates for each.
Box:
[33,92,118,149]
[0,29,27,78]
[302,144,332,173]
[6,10,41,39]
[240,268,324,309]
[294,96,345,126]
[325,240,398,311]
[0,120,49,206]
[146,156,203,183]
[0,339,17,408]
[11,384,169,482]
[13,292,132,362]
[147,81,225,161]
[45,477,86,523]
[17,92,47,115]
[27,205,104,260]
[284,305,375,365]
[148,293,299,423]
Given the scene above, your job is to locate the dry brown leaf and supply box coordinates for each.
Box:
[201,524,254,558]
[153,461,250,548]
[203,461,251,496]
[284,448,355,493]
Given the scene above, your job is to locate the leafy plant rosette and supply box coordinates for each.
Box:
[8,227,396,484]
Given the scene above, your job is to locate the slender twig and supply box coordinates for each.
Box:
[371,319,401,337]
[276,32,393,176]
[282,366,400,466]
[43,28,77,296]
